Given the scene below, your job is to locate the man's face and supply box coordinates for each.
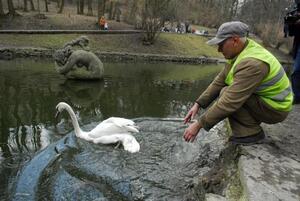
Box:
[217,37,238,59]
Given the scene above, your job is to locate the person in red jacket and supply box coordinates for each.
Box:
[99,16,106,30]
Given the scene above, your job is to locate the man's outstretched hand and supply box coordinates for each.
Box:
[183,121,202,142]
[183,102,200,124]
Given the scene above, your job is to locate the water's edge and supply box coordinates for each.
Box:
[0,47,224,64]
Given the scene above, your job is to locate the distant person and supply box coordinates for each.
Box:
[185,21,190,33]
[162,27,169,32]
[104,22,108,30]
[99,16,106,30]
[183,21,293,145]
[176,22,181,33]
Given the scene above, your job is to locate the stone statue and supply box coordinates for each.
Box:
[53,36,104,80]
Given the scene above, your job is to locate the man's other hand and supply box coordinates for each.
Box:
[183,102,200,124]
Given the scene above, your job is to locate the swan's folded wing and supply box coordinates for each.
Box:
[92,134,140,153]
[102,117,135,126]
[89,120,139,139]
[92,135,120,144]
[105,118,139,133]
[89,123,124,138]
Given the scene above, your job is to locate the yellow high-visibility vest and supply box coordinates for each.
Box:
[225,39,293,111]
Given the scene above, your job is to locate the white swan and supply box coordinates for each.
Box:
[88,117,139,138]
[55,102,140,153]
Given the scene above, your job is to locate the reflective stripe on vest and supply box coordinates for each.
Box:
[225,39,293,111]
[256,66,292,101]
[256,67,285,91]
[272,86,292,101]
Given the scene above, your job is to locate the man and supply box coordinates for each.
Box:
[183,21,293,145]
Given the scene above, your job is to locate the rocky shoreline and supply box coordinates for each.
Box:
[1,46,294,66]
[201,104,300,201]
[0,46,223,64]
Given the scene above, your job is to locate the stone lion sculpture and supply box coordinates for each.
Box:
[53,36,104,80]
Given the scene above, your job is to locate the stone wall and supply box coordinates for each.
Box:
[0,47,223,64]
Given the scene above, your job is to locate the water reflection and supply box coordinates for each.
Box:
[0,58,221,199]
[0,59,221,156]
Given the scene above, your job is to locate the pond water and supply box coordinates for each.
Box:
[0,58,222,200]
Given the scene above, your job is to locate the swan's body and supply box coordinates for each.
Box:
[92,133,140,153]
[55,102,140,153]
[89,117,139,138]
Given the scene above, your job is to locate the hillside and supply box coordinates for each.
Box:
[0,8,292,62]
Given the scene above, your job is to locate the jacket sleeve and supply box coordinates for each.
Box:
[196,64,228,108]
[198,59,269,131]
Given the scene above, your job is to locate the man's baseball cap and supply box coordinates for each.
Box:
[206,21,249,45]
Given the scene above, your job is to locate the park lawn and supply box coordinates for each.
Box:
[0,32,222,58]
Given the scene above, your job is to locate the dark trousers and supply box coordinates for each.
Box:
[221,87,289,137]
[292,46,300,101]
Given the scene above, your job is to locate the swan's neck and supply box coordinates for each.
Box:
[64,105,83,137]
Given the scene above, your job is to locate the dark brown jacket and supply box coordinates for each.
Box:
[196,58,270,131]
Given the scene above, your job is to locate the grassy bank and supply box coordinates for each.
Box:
[0,32,293,64]
[0,33,222,58]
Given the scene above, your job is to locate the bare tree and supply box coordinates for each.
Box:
[126,0,138,24]
[37,0,40,13]
[77,0,79,13]
[141,0,172,44]
[0,0,5,15]
[108,0,113,20]
[114,1,121,21]
[28,0,35,11]
[238,0,292,46]
[76,0,84,14]
[7,0,16,15]
[44,0,48,12]
[23,0,28,12]
[57,0,64,13]
[97,0,106,20]
[87,0,93,16]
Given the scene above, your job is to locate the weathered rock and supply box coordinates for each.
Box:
[238,144,300,201]
[205,193,227,201]
[11,118,228,201]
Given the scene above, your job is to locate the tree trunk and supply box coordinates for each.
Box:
[78,0,84,14]
[97,0,106,19]
[87,0,92,16]
[44,0,48,12]
[37,0,40,13]
[28,0,35,11]
[112,1,118,20]
[7,0,16,15]
[0,0,5,15]
[102,0,106,16]
[97,0,101,19]
[23,0,28,12]
[127,0,138,24]
[76,0,79,14]
[57,0,64,13]
[108,1,113,19]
